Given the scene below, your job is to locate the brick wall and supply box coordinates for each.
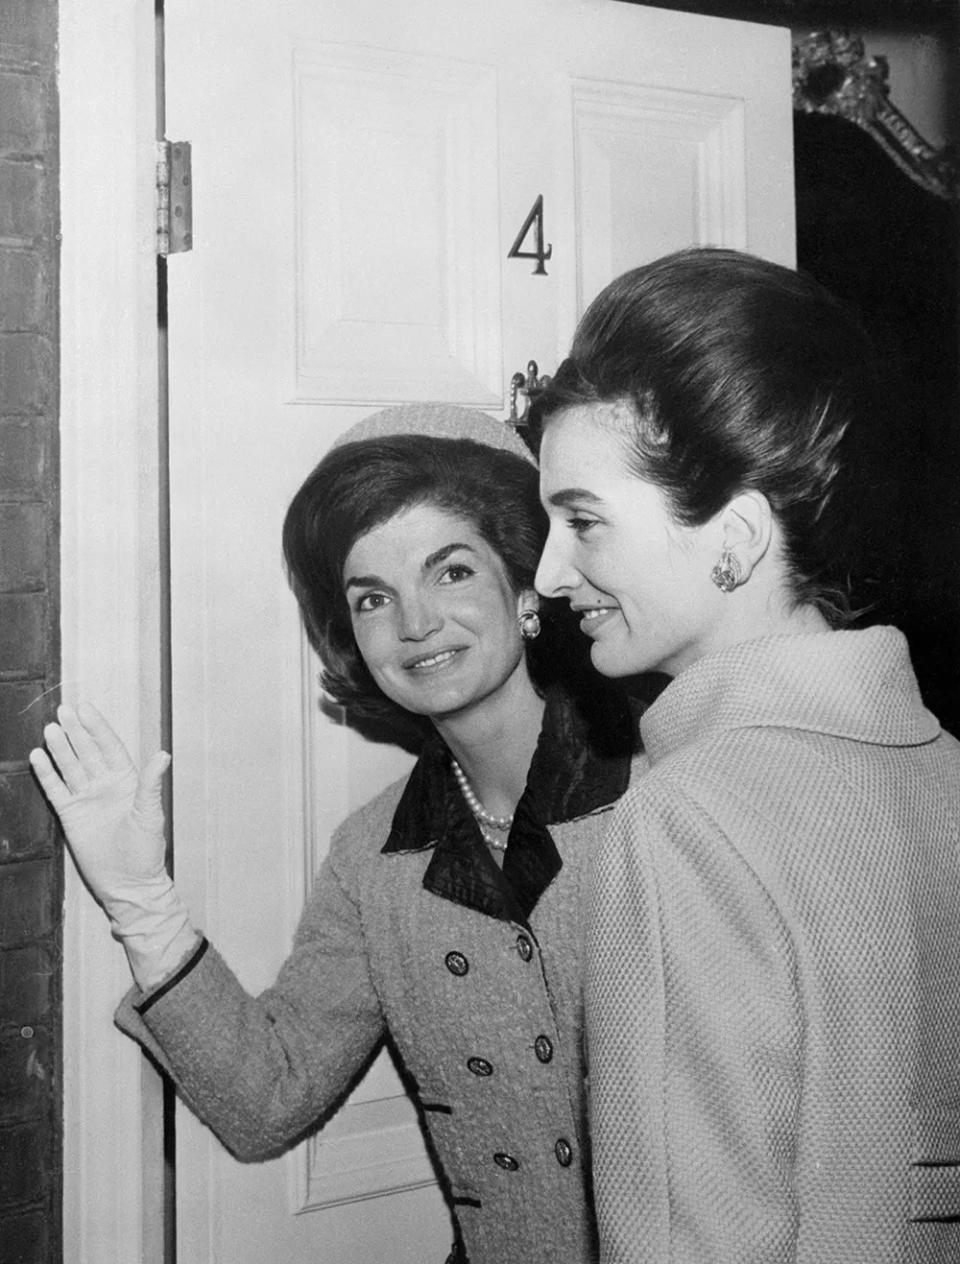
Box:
[0,2,62,1262]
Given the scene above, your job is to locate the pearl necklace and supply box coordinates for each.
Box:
[450,757,513,852]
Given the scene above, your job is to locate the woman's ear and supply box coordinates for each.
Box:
[516,588,541,618]
[516,589,543,642]
[718,491,773,581]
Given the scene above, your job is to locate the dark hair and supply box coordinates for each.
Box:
[283,434,559,732]
[531,247,885,625]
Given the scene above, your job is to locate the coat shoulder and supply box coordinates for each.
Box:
[330,772,411,864]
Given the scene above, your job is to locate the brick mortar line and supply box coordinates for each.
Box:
[0,1203,50,1219]
[0,55,46,75]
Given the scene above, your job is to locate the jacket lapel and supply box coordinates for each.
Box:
[381,685,634,923]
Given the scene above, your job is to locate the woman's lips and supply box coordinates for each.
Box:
[403,647,463,672]
[576,606,619,636]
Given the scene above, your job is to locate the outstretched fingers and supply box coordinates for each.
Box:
[58,697,123,773]
[74,701,137,772]
[30,701,138,805]
[37,719,89,795]
[28,744,74,811]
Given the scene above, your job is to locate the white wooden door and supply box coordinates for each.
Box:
[164,2,794,1260]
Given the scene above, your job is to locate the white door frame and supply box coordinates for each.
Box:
[59,3,166,1260]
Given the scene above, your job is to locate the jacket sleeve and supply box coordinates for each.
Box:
[114,833,387,1162]
[586,780,804,1263]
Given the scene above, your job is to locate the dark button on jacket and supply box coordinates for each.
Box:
[534,1035,554,1064]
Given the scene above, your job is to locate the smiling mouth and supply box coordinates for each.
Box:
[575,606,619,635]
[404,647,462,672]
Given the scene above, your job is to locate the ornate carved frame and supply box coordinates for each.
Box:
[792,30,958,201]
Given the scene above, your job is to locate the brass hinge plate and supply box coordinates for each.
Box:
[156,140,193,256]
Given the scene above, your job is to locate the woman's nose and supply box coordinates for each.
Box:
[535,526,578,599]
[397,594,441,642]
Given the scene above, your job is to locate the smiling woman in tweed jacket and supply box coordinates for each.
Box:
[534,247,960,1264]
[31,405,639,1264]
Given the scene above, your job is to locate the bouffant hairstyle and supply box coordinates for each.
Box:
[283,433,555,732]
[531,247,884,625]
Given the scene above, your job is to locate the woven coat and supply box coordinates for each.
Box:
[588,627,960,1263]
[115,688,637,1264]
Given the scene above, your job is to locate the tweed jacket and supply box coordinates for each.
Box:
[115,686,638,1264]
[588,627,960,1264]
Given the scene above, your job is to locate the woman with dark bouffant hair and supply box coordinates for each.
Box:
[283,422,595,742]
[533,248,960,1263]
[31,404,639,1264]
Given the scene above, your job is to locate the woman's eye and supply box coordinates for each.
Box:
[566,515,598,537]
[355,591,390,613]
[439,563,475,584]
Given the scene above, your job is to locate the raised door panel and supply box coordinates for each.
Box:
[573,82,747,311]
[294,44,501,404]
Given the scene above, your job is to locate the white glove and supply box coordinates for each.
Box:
[30,702,200,991]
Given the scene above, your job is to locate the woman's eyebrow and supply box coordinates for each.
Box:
[344,571,385,592]
[547,488,604,508]
[422,542,477,570]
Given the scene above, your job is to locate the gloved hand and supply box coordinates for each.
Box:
[30,701,200,991]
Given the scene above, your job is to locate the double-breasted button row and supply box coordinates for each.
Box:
[491,1140,573,1172]
[463,1037,552,1077]
[446,939,536,970]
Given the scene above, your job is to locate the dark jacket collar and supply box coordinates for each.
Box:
[382,685,634,924]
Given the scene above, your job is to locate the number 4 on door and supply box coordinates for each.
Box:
[508,194,552,275]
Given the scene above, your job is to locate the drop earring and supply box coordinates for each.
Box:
[710,548,743,593]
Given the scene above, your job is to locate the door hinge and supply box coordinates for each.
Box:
[156,140,193,256]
